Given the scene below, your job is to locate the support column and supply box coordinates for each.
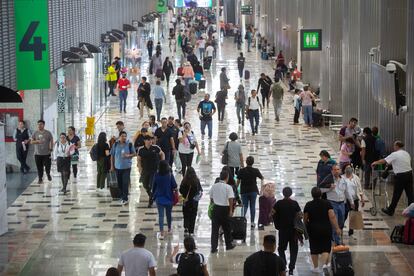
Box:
[405,0,414,157]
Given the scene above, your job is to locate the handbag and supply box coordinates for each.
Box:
[349,210,364,230]
[174,152,182,171]
[173,190,179,206]
[208,202,215,220]
[221,142,229,165]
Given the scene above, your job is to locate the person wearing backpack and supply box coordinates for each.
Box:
[110,131,136,205]
[172,79,186,120]
[95,132,110,192]
[169,236,209,276]
[197,93,216,139]
[246,90,262,135]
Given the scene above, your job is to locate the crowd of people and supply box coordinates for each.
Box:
[11,6,414,276]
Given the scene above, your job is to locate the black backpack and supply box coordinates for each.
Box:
[177,253,204,276]
[89,144,98,161]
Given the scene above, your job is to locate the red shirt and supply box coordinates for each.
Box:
[117,78,130,90]
[292,69,301,80]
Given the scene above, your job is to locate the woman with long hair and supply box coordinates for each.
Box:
[179,167,203,236]
[96,132,110,192]
[53,133,72,195]
[163,56,174,85]
[152,160,177,240]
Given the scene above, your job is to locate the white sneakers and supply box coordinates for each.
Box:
[311,267,322,274]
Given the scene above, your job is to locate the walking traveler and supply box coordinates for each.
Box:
[153,80,166,121]
[339,137,355,172]
[197,93,216,139]
[179,167,203,235]
[110,131,136,205]
[272,187,301,275]
[360,127,379,189]
[182,62,195,87]
[152,160,177,240]
[154,118,175,164]
[270,78,284,121]
[210,170,236,253]
[162,57,174,85]
[67,126,81,179]
[178,122,201,176]
[316,150,336,187]
[372,140,413,216]
[304,187,341,274]
[147,39,154,59]
[106,62,117,96]
[246,90,262,135]
[96,132,110,191]
[31,120,53,183]
[117,73,131,113]
[245,29,252,52]
[172,79,186,120]
[169,236,209,276]
[237,53,245,80]
[234,85,246,125]
[257,73,272,108]
[219,67,230,92]
[137,77,153,118]
[293,89,301,124]
[53,133,72,195]
[197,37,206,60]
[118,233,157,276]
[300,86,315,127]
[343,165,364,237]
[215,90,227,122]
[244,235,286,276]
[237,156,264,228]
[137,135,165,207]
[222,132,244,177]
[151,51,163,77]
[13,120,31,173]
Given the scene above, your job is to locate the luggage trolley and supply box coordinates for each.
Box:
[369,169,391,216]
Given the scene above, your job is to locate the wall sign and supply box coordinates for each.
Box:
[157,0,168,13]
[300,29,322,51]
[15,0,50,90]
[61,51,86,64]
[241,5,253,15]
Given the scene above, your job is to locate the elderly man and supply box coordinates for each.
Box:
[270,78,284,122]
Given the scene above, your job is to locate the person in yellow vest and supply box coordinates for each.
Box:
[105,62,118,96]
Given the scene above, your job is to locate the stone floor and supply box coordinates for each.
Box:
[1,36,414,276]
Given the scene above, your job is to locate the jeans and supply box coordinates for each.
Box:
[148,48,153,58]
[273,100,282,120]
[303,105,313,125]
[294,107,300,123]
[154,98,163,121]
[241,192,257,223]
[211,205,233,250]
[183,201,199,234]
[184,77,191,89]
[238,67,244,79]
[247,41,251,52]
[217,104,225,121]
[388,171,413,213]
[34,154,51,180]
[199,48,205,60]
[176,100,186,120]
[165,73,171,84]
[364,162,373,188]
[329,200,345,244]
[200,119,213,138]
[141,171,155,199]
[179,152,194,176]
[278,229,299,271]
[119,90,128,112]
[16,144,29,172]
[157,203,173,232]
[236,104,245,124]
[116,168,131,201]
[248,109,260,134]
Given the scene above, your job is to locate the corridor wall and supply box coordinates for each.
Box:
[406,0,414,157]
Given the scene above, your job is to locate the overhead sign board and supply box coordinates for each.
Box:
[301,29,322,51]
[241,5,253,15]
[15,0,50,90]
[157,0,168,13]
[61,51,86,64]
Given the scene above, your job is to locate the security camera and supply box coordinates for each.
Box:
[369,50,375,56]
[399,105,408,113]
[282,26,288,31]
[386,63,397,74]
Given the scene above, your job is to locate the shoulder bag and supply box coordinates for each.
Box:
[221,142,229,165]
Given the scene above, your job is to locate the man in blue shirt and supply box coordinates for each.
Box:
[111,131,136,205]
[153,80,166,121]
[197,93,216,139]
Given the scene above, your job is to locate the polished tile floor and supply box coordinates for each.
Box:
[1,37,414,276]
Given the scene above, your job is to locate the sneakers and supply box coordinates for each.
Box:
[226,244,236,251]
[311,267,322,273]
[47,174,52,181]
[37,179,43,184]
[121,200,129,205]
[159,234,164,240]
[381,208,394,216]
[251,223,255,229]
[210,248,218,254]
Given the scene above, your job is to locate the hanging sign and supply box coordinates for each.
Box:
[300,29,322,51]
[15,0,50,90]
[157,0,168,13]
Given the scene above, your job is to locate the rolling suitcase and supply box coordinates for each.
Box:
[189,82,198,94]
[107,172,121,200]
[199,79,206,90]
[156,69,163,78]
[230,206,247,242]
[203,57,212,70]
[244,70,250,80]
[331,250,354,276]
[403,217,414,244]
[195,72,202,81]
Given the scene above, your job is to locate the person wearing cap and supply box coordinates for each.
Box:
[272,187,301,275]
[372,140,413,216]
[118,233,157,276]
[137,135,165,208]
[106,62,118,96]
[117,73,131,113]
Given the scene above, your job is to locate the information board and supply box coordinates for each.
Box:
[241,5,253,15]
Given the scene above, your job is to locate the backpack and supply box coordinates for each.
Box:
[113,141,134,155]
[90,144,98,161]
[177,253,204,276]
[248,96,260,107]
[375,136,386,158]
[184,89,192,102]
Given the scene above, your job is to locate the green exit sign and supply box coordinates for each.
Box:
[301,29,322,51]
[241,5,253,15]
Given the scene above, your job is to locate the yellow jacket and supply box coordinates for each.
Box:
[105,66,117,81]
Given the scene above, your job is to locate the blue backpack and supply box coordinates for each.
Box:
[375,137,386,158]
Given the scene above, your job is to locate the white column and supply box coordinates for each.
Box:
[0,123,7,236]
[297,17,302,71]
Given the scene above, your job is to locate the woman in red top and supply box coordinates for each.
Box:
[117,73,131,113]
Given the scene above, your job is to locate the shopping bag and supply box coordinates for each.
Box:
[349,210,364,230]
[174,152,182,171]
[208,203,215,220]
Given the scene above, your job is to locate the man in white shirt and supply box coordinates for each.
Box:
[209,170,236,253]
[118,233,157,276]
[321,164,350,245]
[246,89,262,135]
[205,44,214,59]
[197,37,206,60]
[372,140,413,216]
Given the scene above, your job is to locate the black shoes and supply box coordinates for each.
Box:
[381,208,394,216]
[148,199,153,208]
[211,249,218,254]
[289,270,294,275]
[47,174,52,181]
[226,244,236,251]
[37,179,43,184]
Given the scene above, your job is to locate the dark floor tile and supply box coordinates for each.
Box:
[113,224,128,229]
